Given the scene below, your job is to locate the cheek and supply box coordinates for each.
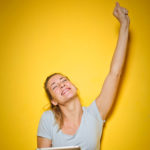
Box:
[68,83,77,91]
[50,88,60,98]
[53,89,61,97]
[66,82,75,88]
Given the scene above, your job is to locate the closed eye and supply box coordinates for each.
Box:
[53,86,57,90]
[62,79,67,82]
[52,79,67,90]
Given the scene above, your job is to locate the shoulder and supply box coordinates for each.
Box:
[38,110,55,132]
[86,100,106,123]
[40,110,55,122]
[37,110,54,140]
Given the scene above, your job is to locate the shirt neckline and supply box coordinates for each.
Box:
[60,107,86,137]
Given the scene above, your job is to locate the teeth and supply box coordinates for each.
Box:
[62,88,70,95]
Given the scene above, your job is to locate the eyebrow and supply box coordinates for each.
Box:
[50,77,65,86]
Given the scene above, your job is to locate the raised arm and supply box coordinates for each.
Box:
[96,2,130,120]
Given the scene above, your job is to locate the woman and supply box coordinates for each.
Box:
[37,2,130,150]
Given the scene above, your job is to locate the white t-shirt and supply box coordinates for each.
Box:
[37,100,106,150]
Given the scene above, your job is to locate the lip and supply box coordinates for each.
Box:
[61,88,71,95]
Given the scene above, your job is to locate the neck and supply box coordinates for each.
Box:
[59,96,83,124]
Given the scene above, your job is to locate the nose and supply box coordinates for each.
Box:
[59,82,65,88]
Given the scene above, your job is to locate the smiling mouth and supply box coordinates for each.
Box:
[61,88,71,95]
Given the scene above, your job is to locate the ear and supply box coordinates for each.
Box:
[51,99,58,106]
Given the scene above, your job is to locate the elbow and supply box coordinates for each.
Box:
[110,64,123,77]
[109,70,122,78]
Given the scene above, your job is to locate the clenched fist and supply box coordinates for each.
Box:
[113,2,130,26]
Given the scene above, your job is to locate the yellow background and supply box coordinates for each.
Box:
[0,0,150,150]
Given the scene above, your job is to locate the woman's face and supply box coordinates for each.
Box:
[47,74,78,106]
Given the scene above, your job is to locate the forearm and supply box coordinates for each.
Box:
[110,23,129,75]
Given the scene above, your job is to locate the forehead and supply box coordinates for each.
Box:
[48,74,66,85]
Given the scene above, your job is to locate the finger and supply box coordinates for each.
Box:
[118,6,127,15]
[113,10,118,17]
[116,2,120,7]
[113,5,118,14]
[123,8,128,15]
[125,10,128,15]
[113,6,119,15]
[117,5,122,14]
[125,9,128,14]
[113,2,121,16]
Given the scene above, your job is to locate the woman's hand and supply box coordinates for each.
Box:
[113,2,130,26]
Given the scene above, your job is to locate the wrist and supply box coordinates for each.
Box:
[120,22,129,30]
[120,20,130,27]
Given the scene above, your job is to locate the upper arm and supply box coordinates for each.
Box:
[96,72,121,120]
[37,111,53,142]
[37,136,52,148]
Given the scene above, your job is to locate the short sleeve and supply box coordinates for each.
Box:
[87,100,106,124]
[37,111,53,140]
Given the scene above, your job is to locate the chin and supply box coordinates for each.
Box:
[64,92,78,101]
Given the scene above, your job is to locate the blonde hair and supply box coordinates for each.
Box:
[44,72,69,129]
